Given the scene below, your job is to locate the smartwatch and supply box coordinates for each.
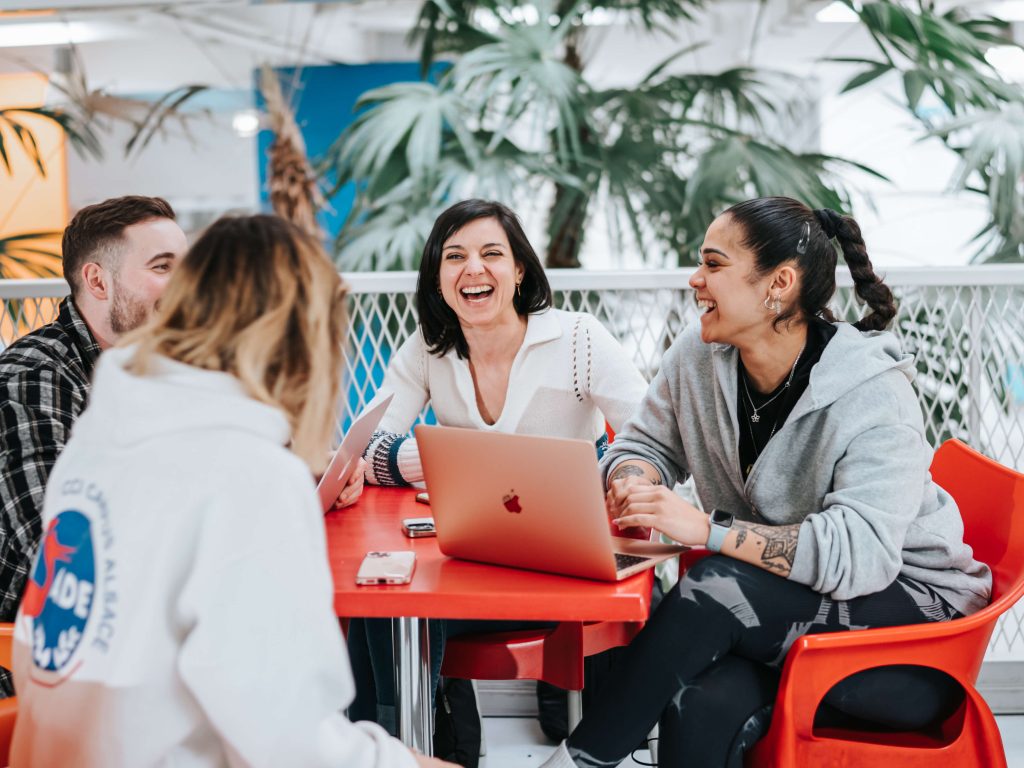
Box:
[706,509,735,553]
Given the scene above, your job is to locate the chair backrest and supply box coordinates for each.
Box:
[0,624,11,671]
[930,439,1024,604]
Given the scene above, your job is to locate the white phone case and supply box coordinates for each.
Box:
[355,550,416,585]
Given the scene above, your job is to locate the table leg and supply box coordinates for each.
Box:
[395,616,434,754]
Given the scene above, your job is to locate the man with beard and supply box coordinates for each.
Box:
[0,196,186,693]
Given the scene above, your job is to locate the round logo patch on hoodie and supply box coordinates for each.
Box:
[22,510,96,675]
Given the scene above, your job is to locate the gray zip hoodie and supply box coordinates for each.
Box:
[602,323,991,616]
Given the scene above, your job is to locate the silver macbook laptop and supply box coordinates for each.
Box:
[317,394,393,511]
[415,425,686,581]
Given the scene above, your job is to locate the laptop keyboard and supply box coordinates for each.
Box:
[615,553,652,572]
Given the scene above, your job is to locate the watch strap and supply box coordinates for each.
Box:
[706,520,730,552]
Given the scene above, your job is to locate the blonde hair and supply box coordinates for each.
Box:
[123,214,347,472]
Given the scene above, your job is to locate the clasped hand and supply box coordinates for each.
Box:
[606,476,710,547]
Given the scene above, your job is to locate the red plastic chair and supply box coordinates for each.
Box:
[440,423,645,729]
[0,623,16,767]
[745,439,1024,767]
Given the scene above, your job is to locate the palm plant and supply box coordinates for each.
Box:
[323,0,1024,270]
[325,0,875,269]
[1,44,208,280]
[828,0,1024,262]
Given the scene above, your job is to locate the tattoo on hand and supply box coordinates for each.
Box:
[734,528,747,547]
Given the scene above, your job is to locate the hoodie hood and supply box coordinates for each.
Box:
[711,323,916,429]
[76,345,291,449]
[800,323,916,414]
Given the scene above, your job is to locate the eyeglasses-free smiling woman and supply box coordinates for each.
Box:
[539,196,992,768]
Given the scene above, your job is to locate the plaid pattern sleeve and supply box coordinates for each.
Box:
[0,366,87,620]
[0,299,99,696]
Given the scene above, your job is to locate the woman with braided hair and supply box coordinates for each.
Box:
[539,196,991,768]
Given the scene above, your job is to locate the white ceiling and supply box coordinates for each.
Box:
[0,0,1018,94]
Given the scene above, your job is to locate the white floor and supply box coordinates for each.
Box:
[475,715,1024,767]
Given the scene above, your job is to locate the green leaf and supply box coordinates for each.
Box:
[840,62,893,94]
[903,70,927,111]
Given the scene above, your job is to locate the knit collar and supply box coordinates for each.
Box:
[521,308,561,349]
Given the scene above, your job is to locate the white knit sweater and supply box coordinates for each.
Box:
[364,308,648,485]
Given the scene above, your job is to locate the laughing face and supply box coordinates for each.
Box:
[439,216,524,330]
[690,213,777,346]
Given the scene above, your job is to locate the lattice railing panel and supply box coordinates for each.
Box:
[3,271,1024,659]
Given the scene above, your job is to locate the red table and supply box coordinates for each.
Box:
[325,486,654,753]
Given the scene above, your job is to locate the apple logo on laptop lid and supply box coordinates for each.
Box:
[502,491,522,513]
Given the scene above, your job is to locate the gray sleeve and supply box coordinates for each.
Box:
[789,422,929,599]
[599,342,689,488]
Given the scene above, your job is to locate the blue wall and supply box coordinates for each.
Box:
[256,62,431,241]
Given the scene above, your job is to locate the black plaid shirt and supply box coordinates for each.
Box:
[0,298,100,627]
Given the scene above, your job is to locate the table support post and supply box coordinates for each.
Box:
[395,616,433,755]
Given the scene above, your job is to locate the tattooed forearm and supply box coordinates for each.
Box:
[607,462,661,485]
[730,521,800,577]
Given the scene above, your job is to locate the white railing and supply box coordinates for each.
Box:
[4,267,1024,664]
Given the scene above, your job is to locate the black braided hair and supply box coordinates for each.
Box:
[724,197,896,332]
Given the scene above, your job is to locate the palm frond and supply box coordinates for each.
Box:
[642,68,801,136]
[124,84,209,157]
[452,19,588,161]
[930,103,1024,262]
[0,107,101,177]
[0,231,63,279]
[325,81,479,189]
[834,0,1015,116]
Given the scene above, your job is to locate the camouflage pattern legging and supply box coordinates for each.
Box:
[566,555,964,768]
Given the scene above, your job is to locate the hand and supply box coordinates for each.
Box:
[605,474,655,520]
[331,458,367,510]
[413,754,459,767]
[611,483,711,547]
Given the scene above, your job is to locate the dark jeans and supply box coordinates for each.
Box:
[565,556,964,768]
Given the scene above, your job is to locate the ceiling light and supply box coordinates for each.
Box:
[232,110,260,139]
[816,1,860,23]
[0,21,106,48]
[986,45,1024,82]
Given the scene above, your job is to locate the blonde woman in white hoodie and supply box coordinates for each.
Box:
[11,215,454,768]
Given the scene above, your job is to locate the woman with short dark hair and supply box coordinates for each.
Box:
[363,198,645,489]
[352,199,649,739]
[539,196,991,768]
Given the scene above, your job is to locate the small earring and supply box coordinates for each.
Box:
[515,281,522,297]
[763,292,781,315]
[437,284,442,295]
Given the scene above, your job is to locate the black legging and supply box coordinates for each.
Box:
[565,556,964,768]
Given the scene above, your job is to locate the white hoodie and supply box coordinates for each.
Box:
[12,347,417,768]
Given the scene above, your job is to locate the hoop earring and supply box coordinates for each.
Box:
[763,292,781,315]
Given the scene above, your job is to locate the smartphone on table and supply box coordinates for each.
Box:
[355,551,416,585]
[402,517,436,538]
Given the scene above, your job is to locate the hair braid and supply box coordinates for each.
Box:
[816,210,897,331]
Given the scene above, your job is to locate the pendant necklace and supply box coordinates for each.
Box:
[741,342,806,424]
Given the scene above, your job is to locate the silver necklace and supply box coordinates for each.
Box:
[741,342,806,424]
